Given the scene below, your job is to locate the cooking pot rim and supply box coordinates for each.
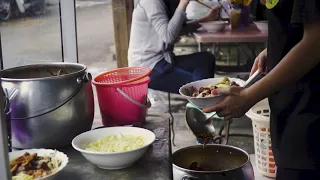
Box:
[172,144,250,174]
[0,62,87,82]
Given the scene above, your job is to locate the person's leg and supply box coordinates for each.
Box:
[149,59,194,94]
[174,52,216,81]
[276,168,320,180]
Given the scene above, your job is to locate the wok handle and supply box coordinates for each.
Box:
[182,175,199,180]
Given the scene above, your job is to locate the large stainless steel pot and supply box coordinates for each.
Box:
[172,145,254,180]
[0,63,94,149]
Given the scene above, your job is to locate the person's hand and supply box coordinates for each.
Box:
[260,0,266,5]
[178,0,190,11]
[250,48,267,76]
[174,36,182,43]
[204,5,222,21]
[203,87,255,120]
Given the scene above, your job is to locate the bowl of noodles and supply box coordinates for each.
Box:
[71,126,156,170]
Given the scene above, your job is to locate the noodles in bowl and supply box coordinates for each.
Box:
[72,126,156,170]
[85,134,145,153]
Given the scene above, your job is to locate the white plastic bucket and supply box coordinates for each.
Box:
[246,99,276,179]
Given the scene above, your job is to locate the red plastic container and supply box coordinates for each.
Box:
[92,67,151,126]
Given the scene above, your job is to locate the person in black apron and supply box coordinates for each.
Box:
[203,0,320,179]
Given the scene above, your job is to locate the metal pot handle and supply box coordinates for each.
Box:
[11,73,92,120]
[182,175,199,180]
[116,88,151,109]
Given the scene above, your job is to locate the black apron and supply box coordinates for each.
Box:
[266,0,320,169]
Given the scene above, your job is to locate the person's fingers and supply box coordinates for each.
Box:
[263,66,268,75]
[211,5,222,12]
[258,56,266,72]
[216,110,229,117]
[250,57,259,76]
[216,88,231,96]
[203,104,222,113]
[217,87,240,96]
[213,5,222,9]
[224,115,233,121]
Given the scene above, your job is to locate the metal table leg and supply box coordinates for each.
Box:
[168,93,175,146]
[198,42,202,52]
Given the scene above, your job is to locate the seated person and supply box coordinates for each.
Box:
[128,0,221,94]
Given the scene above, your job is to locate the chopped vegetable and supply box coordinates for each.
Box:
[85,134,145,152]
[12,173,33,180]
[10,152,61,180]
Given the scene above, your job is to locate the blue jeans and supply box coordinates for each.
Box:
[149,52,215,94]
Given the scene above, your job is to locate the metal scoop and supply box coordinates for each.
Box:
[185,71,264,137]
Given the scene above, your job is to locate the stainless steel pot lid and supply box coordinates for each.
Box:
[0,63,87,81]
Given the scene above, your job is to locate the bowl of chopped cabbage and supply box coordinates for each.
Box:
[179,77,246,109]
[71,126,156,170]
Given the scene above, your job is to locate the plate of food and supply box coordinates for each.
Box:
[72,126,156,170]
[9,149,68,180]
[179,77,246,109]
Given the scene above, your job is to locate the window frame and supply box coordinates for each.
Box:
[0,0,79,70]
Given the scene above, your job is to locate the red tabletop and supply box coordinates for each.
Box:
[193,25,268,43]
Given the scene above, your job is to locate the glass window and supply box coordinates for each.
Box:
[76,0,116,76]
[0,0,63,69]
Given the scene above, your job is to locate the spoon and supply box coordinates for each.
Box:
[185,70,264,135]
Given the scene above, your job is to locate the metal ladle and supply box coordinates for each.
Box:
[186,71,264,136]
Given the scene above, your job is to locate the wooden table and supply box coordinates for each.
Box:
[194,25,268,76]
[194,25,268,46]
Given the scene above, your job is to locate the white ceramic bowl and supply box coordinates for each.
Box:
[9,149,69,180]
[254,21,268,32]
[179,78,246,109]
[200,21,228,33]
[72,126,156,170]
